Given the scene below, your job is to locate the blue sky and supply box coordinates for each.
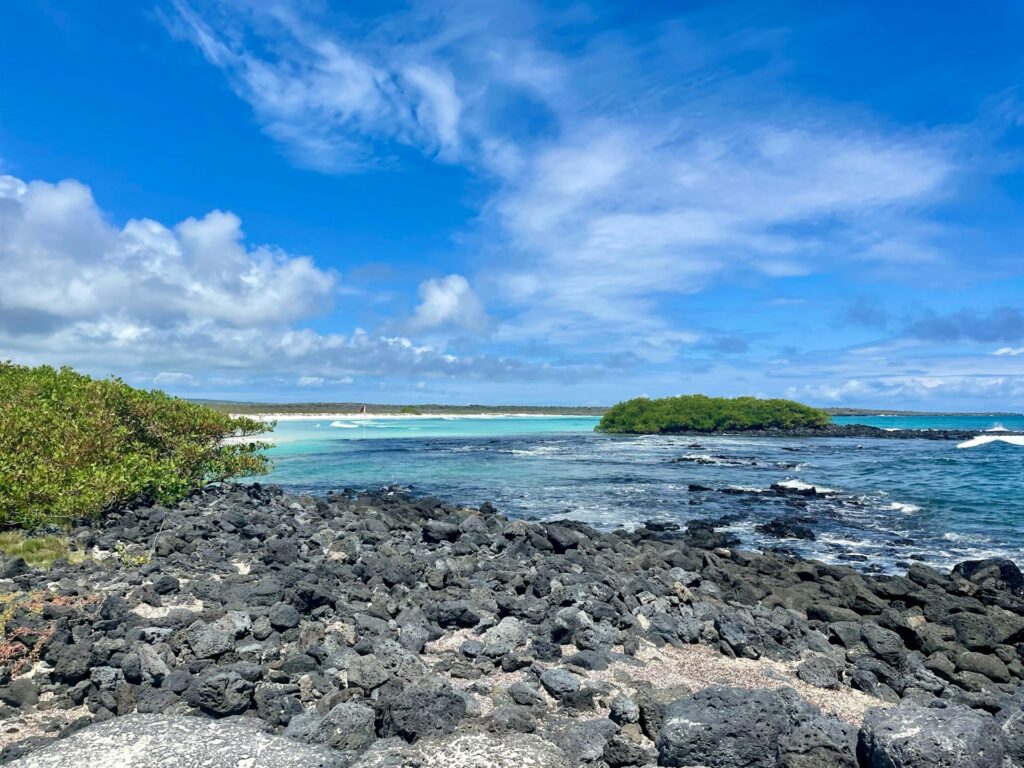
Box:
[1,1,1023,408]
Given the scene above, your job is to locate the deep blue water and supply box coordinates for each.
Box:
[257,415,1024,572]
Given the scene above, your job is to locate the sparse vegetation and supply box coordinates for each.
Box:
[596,395,831,434]
[0,532,77,569]
[0,363,272,529]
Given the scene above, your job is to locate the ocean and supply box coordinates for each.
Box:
[257,413,1024,572]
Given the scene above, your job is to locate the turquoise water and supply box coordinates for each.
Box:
[258,414,1024,572]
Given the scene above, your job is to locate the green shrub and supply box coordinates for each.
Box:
[399,406,421,415]
[596,394,830,434]
[0,363,272,528]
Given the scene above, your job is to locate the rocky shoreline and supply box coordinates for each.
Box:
[1,484,1022,766]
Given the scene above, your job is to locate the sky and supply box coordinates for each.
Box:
[1,1,1023,408]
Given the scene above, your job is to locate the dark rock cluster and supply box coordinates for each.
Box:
[0,484,1022,767]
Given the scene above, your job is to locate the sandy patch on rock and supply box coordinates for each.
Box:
[425,631,886,725]
[0,705,89,750]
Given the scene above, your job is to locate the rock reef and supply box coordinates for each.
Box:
[1,484,1022,767]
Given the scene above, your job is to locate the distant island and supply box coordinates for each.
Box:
[823,407,1022,417]
[596,395,830,434]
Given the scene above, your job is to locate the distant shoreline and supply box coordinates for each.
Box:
[233,412,602,421]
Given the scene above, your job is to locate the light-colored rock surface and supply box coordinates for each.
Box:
[354,731,571,768]
[7,714,344,768]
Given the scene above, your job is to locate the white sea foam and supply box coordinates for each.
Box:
[886,502,922,514]
[775,478,837,494]
[329,421,360,428]
[957,435,1024,449]
[942,531,992,545]
[986,423,1009,432]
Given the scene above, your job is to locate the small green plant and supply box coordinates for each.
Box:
[596,395,831,434]
[113,543,150,567]
[399,406,421,415]
[0,363,273,528]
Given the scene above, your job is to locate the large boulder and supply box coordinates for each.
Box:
[952,559,1024,595]
[656,686,812,767]
[6,715,345,767]
[378,684,467,741]
[857,703,1005,768]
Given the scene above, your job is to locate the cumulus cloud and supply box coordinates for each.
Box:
[0,171,572,387]
[410,275,489,333]
[0,174,335,332]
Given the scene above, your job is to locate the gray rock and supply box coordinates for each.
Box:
[539,668,581,700]
[508,682,546,708]
[53,643,92,682]
[797,656,841,689]
[481,617,527,657]
[609,693,640,725]
[185,620,233,659]
[857,703,1005,768]
[288,702,376,750]
[861,623,906,669]
[254,682,303,726]
[380,684,467,741]
[268,602,301,630]
[183,670,253,716]
[657,685,810,767]
[347,654,390,691]
[0,678,39,708]
[956,651,1011,683]
[778,714,857,767]
[6,715,347,767]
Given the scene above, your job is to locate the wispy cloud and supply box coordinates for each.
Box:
[169,0,962,359]
[908,307,1024,343]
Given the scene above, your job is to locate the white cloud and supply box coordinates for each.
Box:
[787,375,1024,403]
[410,274,489,333]
[0,174,335,332]
[994,346,1024,356]
[168,0,465,171]
[154,371,195,386]
[169,1,960,357]
[0,171,573,387]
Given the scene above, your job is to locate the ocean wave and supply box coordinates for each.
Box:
[942,531,992,545]
[774,478,838,495]
[330,421,360,428]
[957,435,1024,448]
[885,501,922,514]
[673,453,757,466]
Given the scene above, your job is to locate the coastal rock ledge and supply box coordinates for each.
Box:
[1,484,1024,767]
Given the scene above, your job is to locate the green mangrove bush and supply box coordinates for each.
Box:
[0,363,272,528]
[596,394,830,434]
